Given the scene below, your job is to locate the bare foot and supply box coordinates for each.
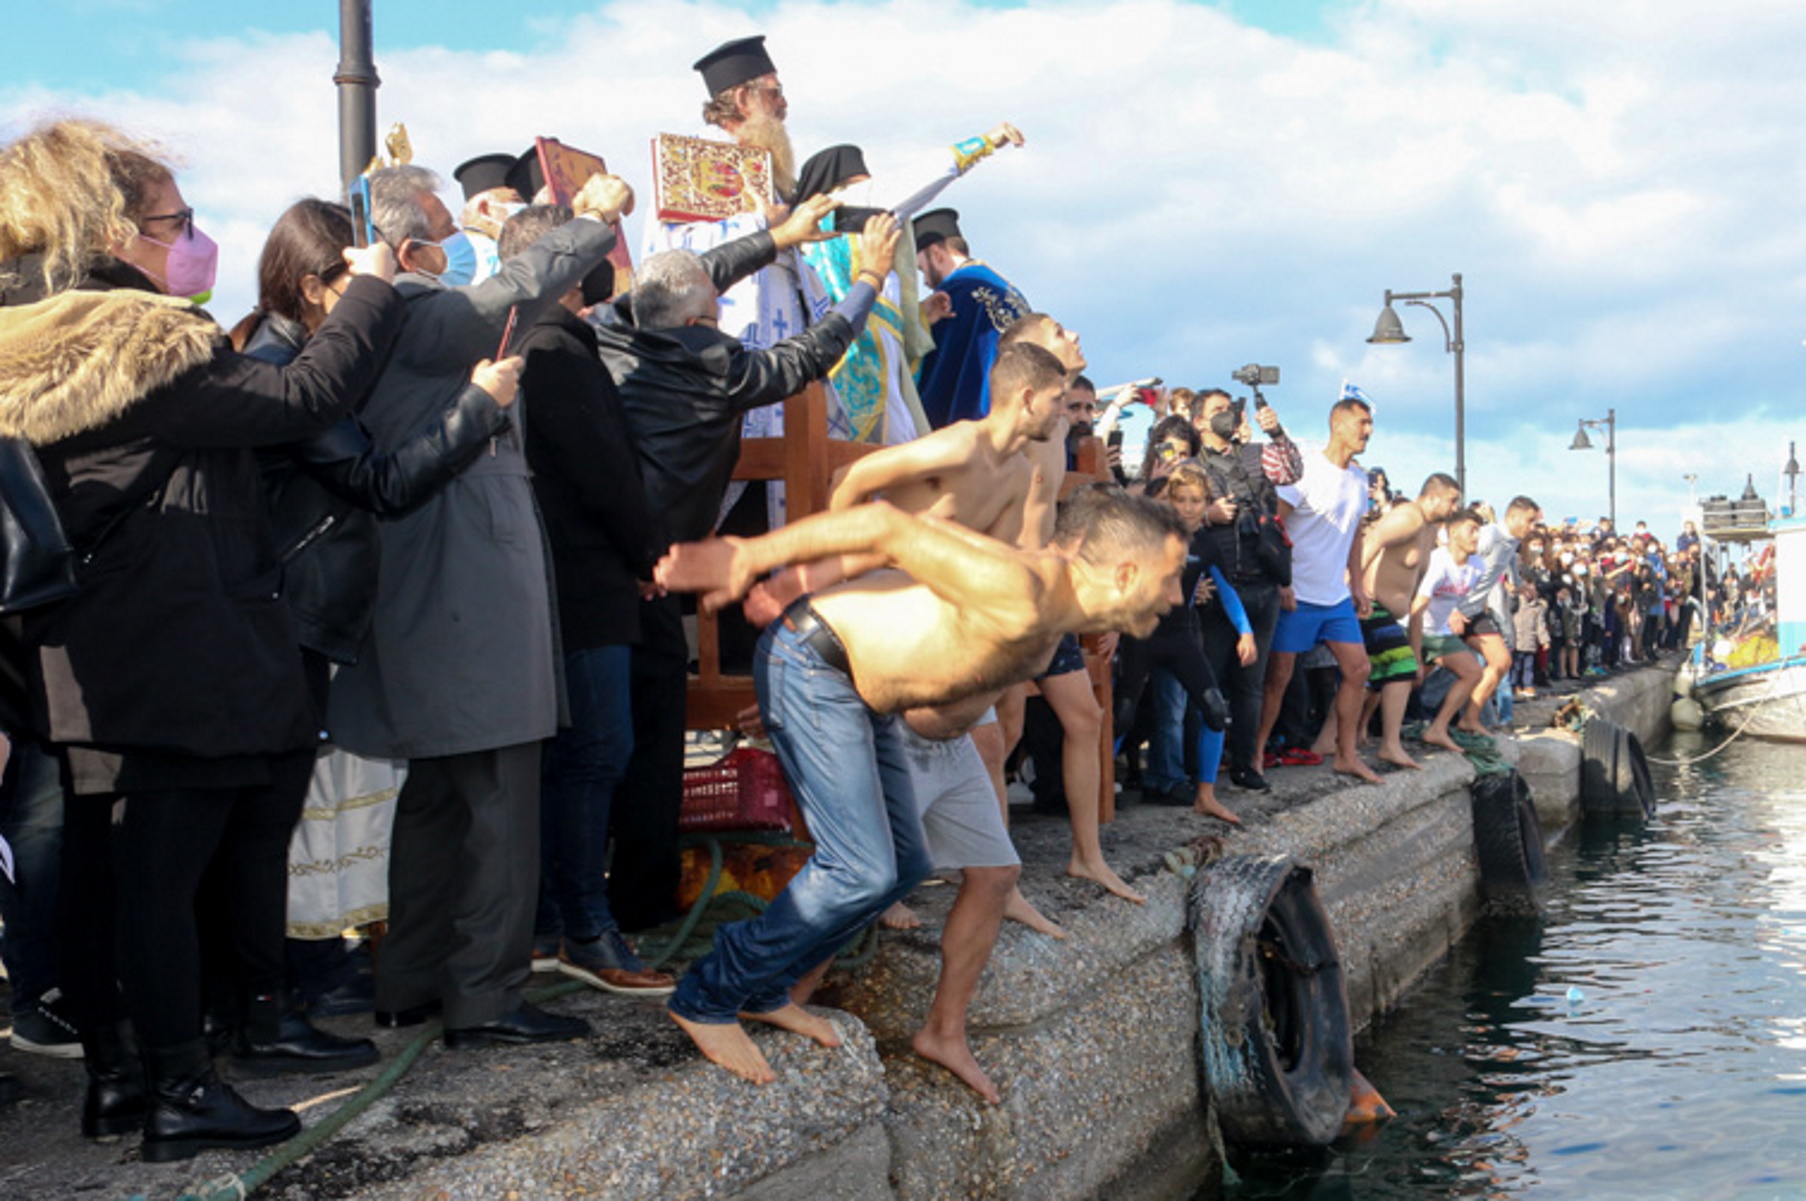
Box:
[879,902,922,930]
[788,959,832,1007]
[1421,726,1462,754]
[912,1027,1001,1104]
[1456,720,1487,735]
[1376,744,1422,770]
[1193,788,1242,824]
[742,1003,842,1048]
[669,1011,775,1085]
[1003,886,1067,938]
[1333,755,1384,785]
[1068,854,1147,904]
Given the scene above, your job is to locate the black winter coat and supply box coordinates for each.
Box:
[0,260,404,767]
[245,313,507,663]
[597,231,869,548]
[517,305,660,649]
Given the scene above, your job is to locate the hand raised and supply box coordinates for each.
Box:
[573,173,635,223]
[342,241,396,283]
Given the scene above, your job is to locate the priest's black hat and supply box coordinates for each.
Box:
[453,153,518,201]
[913,208,962,250]
[694,36,776,96]
[505,148,545,203]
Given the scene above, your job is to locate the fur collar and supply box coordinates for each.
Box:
[0,290,220,445]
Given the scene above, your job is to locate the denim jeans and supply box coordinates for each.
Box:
[669,619,930,1023]
[0,742,63,1014]
[536,645,634,945]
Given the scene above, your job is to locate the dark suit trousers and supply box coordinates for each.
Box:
[378,742,540,1028]
[609,594,686,932]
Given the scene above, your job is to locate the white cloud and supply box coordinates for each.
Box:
[5,0,1806,527]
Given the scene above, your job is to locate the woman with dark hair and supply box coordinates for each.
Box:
[0,119,402,1161]
[1139,414,1201,485]
[234,197,516,1021]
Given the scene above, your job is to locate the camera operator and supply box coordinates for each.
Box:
[1194,384,1304,791]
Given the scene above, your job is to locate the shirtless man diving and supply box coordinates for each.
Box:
[988,313,1143,904]
[655,487,1188,1092]
[1356,472,1463,762]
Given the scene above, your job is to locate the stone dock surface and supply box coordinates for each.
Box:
[0,662,1677,1201]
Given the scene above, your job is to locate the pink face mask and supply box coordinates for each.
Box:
[137,225,220,301]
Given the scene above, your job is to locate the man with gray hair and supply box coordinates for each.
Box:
[329,164,634,1047]
[599,199,899,933]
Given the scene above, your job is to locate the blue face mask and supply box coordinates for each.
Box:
[431,230,477,288]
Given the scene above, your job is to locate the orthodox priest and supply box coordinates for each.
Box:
[912,207,1031,429]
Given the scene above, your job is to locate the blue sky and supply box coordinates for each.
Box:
[7,0,1804,529]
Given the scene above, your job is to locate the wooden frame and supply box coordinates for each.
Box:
[685,395,1120,823]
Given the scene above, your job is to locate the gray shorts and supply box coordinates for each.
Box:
[898,726,1020,871]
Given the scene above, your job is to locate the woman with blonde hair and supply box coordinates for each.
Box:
[0,118,402,1161]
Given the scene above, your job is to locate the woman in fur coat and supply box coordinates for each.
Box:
[0,118,401,1161]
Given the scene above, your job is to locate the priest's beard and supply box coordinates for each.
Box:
[737,112,797,198]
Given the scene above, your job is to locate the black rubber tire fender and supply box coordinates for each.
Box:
[1580,718,1656,818]
[1188,854,1353,1148]
[1470,769,1548,910]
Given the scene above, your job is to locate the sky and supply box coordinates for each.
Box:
[6,0,1805,530]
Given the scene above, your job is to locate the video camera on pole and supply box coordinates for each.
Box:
[1229,363,1283,439]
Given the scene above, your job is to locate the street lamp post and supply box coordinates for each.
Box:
[1569,409,1616,529]
[335,0,379,194]
[1368,273,1465,496]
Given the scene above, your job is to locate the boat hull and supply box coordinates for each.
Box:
[1694,658,1806,743]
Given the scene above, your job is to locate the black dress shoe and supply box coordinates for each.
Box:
[307,974,377,1019]
[234,1013,379,1077]
[374,1001,441,1029]
[442,1002,592,1049]
[1229,765,1271,792]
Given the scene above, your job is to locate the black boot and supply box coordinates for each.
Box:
[234,1004,379,1077]
[81,1021,147,1140]
[142,1038,300,1163]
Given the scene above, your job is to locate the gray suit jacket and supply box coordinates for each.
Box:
[328,217,616,758]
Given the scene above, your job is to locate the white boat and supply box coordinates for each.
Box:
[1693,655,1806,742]
[1691,474,1806,740]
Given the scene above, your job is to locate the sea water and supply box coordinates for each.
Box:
[1215,733,1806,1201]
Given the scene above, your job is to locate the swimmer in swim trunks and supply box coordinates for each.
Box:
[1353,472,1464,765]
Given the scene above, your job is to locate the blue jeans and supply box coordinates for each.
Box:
[669,618,930,1023]
[0,742,63,1014]
[536,645,634,945]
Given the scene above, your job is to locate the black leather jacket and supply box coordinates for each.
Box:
[245,313,508,663]
[598,231,875,548]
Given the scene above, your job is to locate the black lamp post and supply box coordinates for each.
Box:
[1569,409,1616,529]
[1368,273,1465,496]
[335,0,379,194]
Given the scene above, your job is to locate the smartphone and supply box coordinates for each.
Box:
[1107,428,1125,450]
[348,177,374,248]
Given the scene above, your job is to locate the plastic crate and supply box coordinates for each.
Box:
[679,746,800,834]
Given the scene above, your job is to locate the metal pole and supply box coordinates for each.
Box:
[1450,273,1465,499]
[1606,407,1616,530]
[334,0,379,194]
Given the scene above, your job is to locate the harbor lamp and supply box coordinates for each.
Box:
[1368,273,1465,496]
[1569,409,1616,529]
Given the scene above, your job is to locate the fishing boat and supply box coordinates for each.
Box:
[1689,453,1806,742]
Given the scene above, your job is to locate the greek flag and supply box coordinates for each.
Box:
[1340,382,1369,403]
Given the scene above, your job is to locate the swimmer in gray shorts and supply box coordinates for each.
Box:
[902,721,1020,872]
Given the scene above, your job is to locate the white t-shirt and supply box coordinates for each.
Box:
[1417,547,1482,636]
[1276,448,1368,606]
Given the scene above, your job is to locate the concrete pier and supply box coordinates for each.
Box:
[0,663,1678,1200]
